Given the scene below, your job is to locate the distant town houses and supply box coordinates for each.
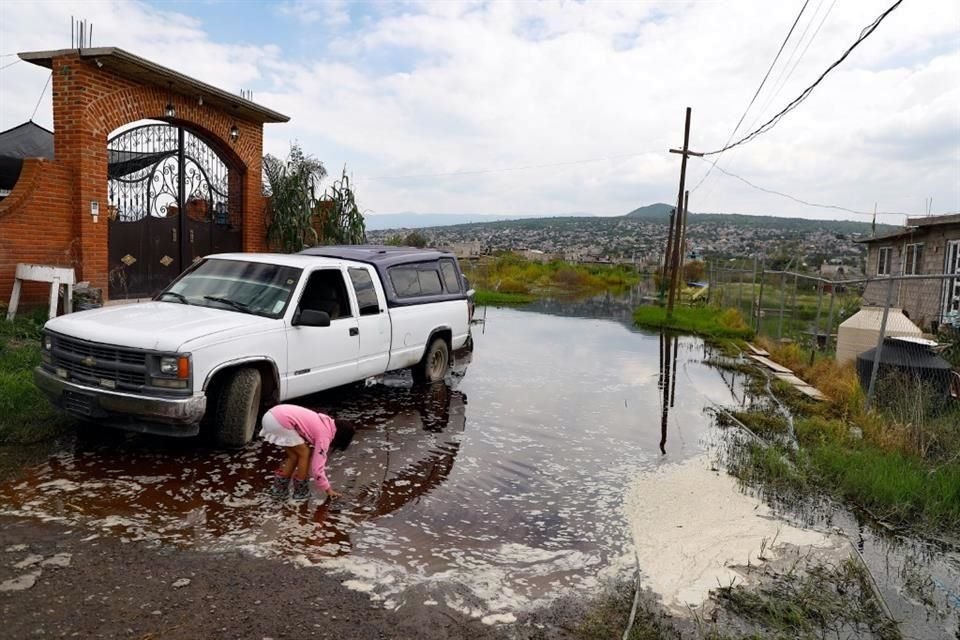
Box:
[368,215,870,273]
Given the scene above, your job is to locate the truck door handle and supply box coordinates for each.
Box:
[349,327,359,336]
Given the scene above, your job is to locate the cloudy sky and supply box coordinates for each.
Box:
[0,0,957,223]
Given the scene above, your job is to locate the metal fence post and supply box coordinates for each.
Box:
[825,285,837,352]
[778,271,787,341]
[756,262,766,334]
[866,277,896,410]
[750,257,758,329]
[813,280,824,350]
[738,267,744,315]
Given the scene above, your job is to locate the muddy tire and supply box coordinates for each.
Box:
[214,367,261,448]
[412,337,450,384]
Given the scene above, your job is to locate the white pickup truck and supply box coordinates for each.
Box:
[34,246,474,446]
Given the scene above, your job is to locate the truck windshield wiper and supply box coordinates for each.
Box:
[203,295,251,313]
[157,291,189,305]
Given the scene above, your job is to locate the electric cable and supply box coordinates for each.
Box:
[691,0,811,192]
[30,73,52,122]
[699,157,957,218]
[702,0,906,157]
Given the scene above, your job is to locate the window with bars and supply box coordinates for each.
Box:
[903,243,923,275]
[877,246,892,276]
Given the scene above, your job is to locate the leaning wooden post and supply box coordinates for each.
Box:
[865,277,896,410]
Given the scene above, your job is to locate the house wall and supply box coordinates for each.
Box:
[0,52,268,308]
[862,224,960,329]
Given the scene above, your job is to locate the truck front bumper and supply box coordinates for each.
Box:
[34,367,206,437]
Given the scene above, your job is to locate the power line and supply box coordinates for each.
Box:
[699,157,955,218]
[746,0,838,137]
[703,0,906,157]
[30,73,52,122]
[691,0,810,192]
[363,151,653,181]
[0,59,21,71]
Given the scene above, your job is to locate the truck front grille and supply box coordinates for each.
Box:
[49,333,148,390]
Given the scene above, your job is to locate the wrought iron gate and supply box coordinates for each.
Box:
[107,123,242,299]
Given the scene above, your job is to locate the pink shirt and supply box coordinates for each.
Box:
[266,404,337,492]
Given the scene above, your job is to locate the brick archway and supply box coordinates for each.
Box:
[0,47,287,305]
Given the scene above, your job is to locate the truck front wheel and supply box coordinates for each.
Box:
[214,367,262,447]
[413,337,450,384]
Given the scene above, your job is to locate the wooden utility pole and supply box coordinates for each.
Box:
[666,108,703,319]
[661,206,677,298]
[672,190,690,299]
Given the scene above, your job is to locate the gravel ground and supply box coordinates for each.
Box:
[0,516,509,640]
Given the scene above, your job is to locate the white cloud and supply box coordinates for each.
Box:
[1,0,957,222]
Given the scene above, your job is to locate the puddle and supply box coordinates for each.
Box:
[2,302,955,635]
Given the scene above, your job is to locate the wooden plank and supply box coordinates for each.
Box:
[773,372,806,386]
[745,343,769,356]
[794,385,827,401]
[748,354,792,374]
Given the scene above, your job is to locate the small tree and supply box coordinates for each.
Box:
[403,231,428,248]
[263,144,326,253]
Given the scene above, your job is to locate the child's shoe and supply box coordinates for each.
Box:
[291,478,312,501]
[267,474,290,499]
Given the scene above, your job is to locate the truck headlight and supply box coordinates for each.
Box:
[43,335,53,351]
[159,356,179,375]
[158,355,190,378]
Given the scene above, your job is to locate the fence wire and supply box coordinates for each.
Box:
[706,262,960,411]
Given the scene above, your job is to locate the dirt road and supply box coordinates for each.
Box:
[0,516,511,640]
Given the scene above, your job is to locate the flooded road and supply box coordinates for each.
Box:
[1,303,957,635]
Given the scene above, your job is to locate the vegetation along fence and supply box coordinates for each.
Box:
[706,262,960,409]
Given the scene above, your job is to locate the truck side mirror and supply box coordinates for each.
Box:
[295,309,331,327]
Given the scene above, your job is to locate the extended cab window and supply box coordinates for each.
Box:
[348,267,381,316]
[298,269,352,320]
[390,264,444,298]
[440,259,461,293]
[390,267,420,298]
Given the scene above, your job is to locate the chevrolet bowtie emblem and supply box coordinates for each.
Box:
[82,356,96,366]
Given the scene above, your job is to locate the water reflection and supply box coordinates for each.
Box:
[0,369,470,563]
[658,332,680,454]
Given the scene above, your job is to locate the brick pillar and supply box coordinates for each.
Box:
[242,127,266,253]
[51,55,109,294]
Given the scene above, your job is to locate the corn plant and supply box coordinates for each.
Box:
[317,166,367,246]
[263,144,325,253]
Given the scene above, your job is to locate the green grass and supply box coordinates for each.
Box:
[472,289,535,305]
[808,445,960,530]
[633,305,754,340]
[712,557,900,640]
[463,253,640,301]
[0,311,72,445]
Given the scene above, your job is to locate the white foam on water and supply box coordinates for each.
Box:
[623,454,843,612]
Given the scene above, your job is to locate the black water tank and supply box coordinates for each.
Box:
[856,337,952,395]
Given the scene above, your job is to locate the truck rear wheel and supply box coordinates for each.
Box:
[214,367,261,447]
[413,337,450,384]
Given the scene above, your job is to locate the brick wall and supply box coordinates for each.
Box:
[862,224,960,329]
[0,52,268,308]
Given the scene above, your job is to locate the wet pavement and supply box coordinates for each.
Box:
[1,302,957,636]
[0,306,744,620]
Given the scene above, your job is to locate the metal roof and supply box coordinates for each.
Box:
[18,47,289,124]
[853,228,917,243]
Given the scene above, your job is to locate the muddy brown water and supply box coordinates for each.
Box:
[1,303,958,635]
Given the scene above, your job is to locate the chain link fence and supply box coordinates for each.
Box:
[706,261,960,409]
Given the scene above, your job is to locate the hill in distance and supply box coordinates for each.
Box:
[364,212,594,231]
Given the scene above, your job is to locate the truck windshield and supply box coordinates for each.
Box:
[160,259,302,318]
